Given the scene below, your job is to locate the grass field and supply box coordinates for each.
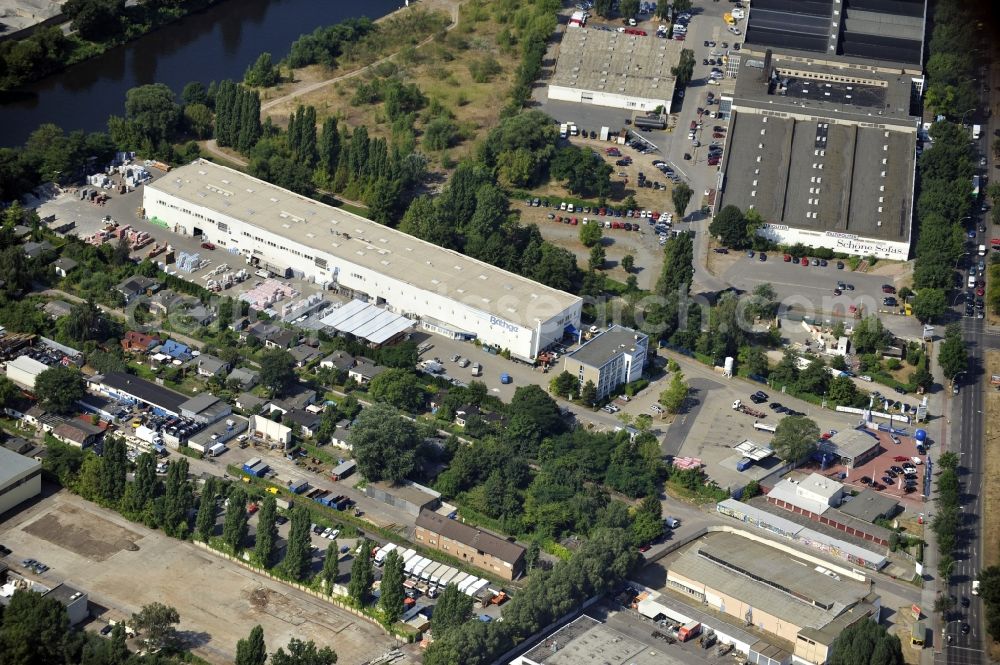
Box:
[262,0,522,167]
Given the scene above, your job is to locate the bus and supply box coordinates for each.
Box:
[972,175,981,198]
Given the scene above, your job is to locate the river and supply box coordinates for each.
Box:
[0,0,400,146]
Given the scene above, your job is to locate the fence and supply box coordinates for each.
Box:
[189,541,418,642]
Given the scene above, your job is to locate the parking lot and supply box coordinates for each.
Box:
[0,490,404,665]
[661,354,865,492]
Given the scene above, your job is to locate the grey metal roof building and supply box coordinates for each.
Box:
[97,372,187,415]
[744,0,926,73]
[547,28,683,112]
[837,488,900,523]
[0,446,42,515]
[715,51,919,260]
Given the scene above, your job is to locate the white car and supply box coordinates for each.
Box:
[328,529,340,540]
[321,528,332,538]
[728,26,742,34]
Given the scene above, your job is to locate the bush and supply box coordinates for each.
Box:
[624,378,649,396]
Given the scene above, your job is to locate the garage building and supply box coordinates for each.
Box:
[143,161,582,361]
[547,28,681,113]
[0,446,42,515]
[4,355,48,390]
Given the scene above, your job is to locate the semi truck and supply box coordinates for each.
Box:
[678,621,702,642]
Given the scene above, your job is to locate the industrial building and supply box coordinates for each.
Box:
[4,355,48,390]
[714,0,926,260]
[510,615,686,665]
[562,325,647,400]
[547,28,682,113]
[0,446,42,515]
[365,480,440,518]
[94,372,229,424]
[415,509,526,581]
[143,160,582,361]
[816,429,881,468]
[659,531,881,664]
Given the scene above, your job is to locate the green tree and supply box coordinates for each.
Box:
[367,368,426,412]
[270,638,337,665]
[97,437,128,506]
[348,539,375,604]
[260,348,298,397]
[658,372,688,414]
[281,506,312,581]
[318,117,341,175]
[828,618,903,665]
[621,254,635,272]
[64,0,124,41]
[160,458,193,538]
[120,83,181,146]
[121,451,160,522]
[594,0,613,17]
[772,416,820,462]
[253,495,278,567]
[737,345,769,377]
[852,316,892,354]
[320,542,339,594]
[235,625,268,665]
[828,375,860,405]
[938,325,967,380]
[620,0,639,18]
[349,402,420,484]
[912,288,947,323]
[709,205,752,248]
[551,146,613,198]
[34,365,85,413]
[580,380,597,405]
[379,550,406,625]
[130,602,180,651]
[244,52,280,87]
[743,479,761,499]
[194,477,217,542]
[589,243,606,271]
[671,182,693,217]
[550,371,578,399]
[0,589,69,665]
[579,221,603,247]
[432,583,474,635]
[670,48,695,88]
[222,486,250,554]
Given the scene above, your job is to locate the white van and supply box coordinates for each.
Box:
[665,517,680,529]
[968,275,976,289]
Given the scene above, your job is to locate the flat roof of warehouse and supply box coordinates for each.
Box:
[99,372,188,413]
[669,532,869,629]
[717,111,914,242]
[743,0,925,69]
[147,160,581,327]
[550,27,682,99]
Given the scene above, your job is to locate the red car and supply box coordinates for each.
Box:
[555,216,562,223]
[570,217,578,225]
[893,455,909,462]
[783,254,792,262]
[801,257,810,266]
[976,287,985,296]
[200,241,215,250]
[713,132,725,138]
[707,159,720,166]
[639,544,652,552]
[598,207,607,216]
[882,284,896,294]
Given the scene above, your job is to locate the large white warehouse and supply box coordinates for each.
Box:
[143,161,582,361]
[547,28,680,112]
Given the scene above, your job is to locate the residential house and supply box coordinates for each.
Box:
[2,436,36,455]
[116,276,160,304]
[414,509,526,581]
[331,421,352,449]
[236,392,268,413]
[193,354,229,378]
[173,298,216,327]
[269,386,317,413]
[320,350,355,372]
[226,367,259,390]
[160,339,193,362]
[42,300,74,319]
[52,420,104,448]
[149,289,178,315]
[454,404,482,428]
[266,330,298,350]
[348,358,387,385]
[121,331,160,354]
[229,317,250,333]
[289,344,323,368]
[243,321,280,344]
[11,225,31,240]
[23,240,54,260]
[52,257,78,278]
[283,409,321,438]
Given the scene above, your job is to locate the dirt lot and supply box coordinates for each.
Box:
[0,491,405,665]
[984,350,1000,569]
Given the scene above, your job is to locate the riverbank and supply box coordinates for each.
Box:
[0,0,233,92]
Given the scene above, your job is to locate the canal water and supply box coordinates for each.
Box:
[0,0,399,146]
